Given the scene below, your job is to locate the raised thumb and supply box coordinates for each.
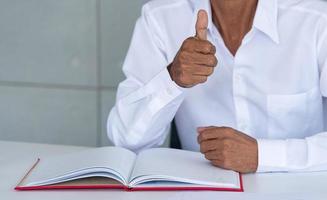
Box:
[195,10,208,40]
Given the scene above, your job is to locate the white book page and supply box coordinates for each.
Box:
[130,148,239,188]
[23,147,136,186]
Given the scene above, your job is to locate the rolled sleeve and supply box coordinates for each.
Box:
[107,4,186,152]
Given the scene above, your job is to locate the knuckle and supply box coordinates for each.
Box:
[176,57,183,65]
[204,44,212,53]
[226,128,235,136]
[222,139,230,149]
[186,36,195,42]
[182,37,195,48]
[177,72,185,82]
[181,75,189,84]
[212,160,220,167]
[221,148,228,157]
[220,126,230,132]
[179,63,188,70]
[199,134,205,142]
[178,52,187,62]
[208,67,214,75]
[212,45,216,54]
[204,41,215,52]
[222,159,231,168]
[200,77,207,83]
[208,56,217,66]
[183,37,191,44]
[201,134,208,141]
[200,145,205,154]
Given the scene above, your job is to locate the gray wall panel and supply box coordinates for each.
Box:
[0,0,97,86]
[99,0,143,87]
[0,86,97,146]
[100,90,116,146]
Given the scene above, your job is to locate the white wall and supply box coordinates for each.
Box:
[0,0,143,147]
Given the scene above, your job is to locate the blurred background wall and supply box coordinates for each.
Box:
[0,0,145,147]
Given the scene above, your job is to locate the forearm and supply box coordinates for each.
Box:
[107,68,185,152]
[257,132,327,172]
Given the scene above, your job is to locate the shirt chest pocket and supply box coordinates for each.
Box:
[266,87,323,139]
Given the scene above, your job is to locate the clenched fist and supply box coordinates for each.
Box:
[168,10,218,88]
[197,126,258,173]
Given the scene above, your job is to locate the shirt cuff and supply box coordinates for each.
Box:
[143,68,186,116]
[256,139,287,172]
[147,67,186,96]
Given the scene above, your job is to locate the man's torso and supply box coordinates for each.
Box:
[144,0,327,150]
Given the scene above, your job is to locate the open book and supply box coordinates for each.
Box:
[15,147,243,192]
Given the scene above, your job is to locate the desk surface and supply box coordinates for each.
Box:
[1,140,326,200]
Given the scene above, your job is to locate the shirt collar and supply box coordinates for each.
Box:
[192,0,280,44]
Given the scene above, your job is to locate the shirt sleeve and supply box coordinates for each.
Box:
[256,18,327,173]
[107,4,185,152]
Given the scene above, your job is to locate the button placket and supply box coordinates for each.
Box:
[210,24,252,133]
[232,55,251,133]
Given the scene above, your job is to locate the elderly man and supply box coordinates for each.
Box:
[107,0,327,173]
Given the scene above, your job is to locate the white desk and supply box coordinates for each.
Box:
[1,140,326,200]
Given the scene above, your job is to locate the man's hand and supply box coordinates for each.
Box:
[197,126,258,173]
[168,10,218,88]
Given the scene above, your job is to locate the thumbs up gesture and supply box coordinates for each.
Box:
[168,10,218,88]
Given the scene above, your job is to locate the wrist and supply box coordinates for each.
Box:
[167,63,174,81]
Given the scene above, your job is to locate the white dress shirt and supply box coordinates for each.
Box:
[107,0,327,172]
